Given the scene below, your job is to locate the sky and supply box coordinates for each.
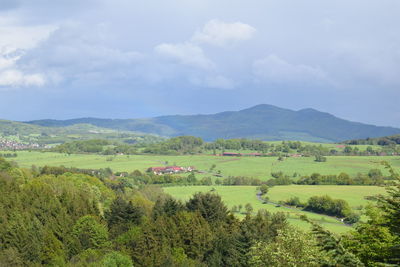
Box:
[0,0,399,127]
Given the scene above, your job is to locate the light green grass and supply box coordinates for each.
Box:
[267,185,386,208]
[10,151,400,180]
[163,185,382,233]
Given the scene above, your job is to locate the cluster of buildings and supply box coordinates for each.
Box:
[0,139,40,150]
[147,166,196,175]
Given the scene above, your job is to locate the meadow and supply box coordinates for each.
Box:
[7,150,397,233]
[11,151,400,180]
[164,185,387,233]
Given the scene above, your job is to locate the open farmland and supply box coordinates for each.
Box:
[11,151,400,179]
[164,185,387,233]
[267,185,387,207]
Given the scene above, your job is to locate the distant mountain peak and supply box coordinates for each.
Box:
[24,104,400,142]
[298,108,319,113]
[240,104,291,113]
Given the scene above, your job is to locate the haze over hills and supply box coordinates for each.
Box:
[24,104,400,143]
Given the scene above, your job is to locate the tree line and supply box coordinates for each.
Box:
[48,136,400,156]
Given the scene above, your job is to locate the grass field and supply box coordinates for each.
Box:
[267,185,386,208]
[10,151,400,180]
[164,185,387,233]
[6,151,396,233]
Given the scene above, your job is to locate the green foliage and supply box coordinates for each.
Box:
[303,218,364,266]
[0,157,12,171]
[72,215,110,251]
[249,227,322,267]
[283,196,304,207]
[143,136,204,154]
[245,203,254,215]
[106,197,144,237]
[344,134,400,146]
[259,184,269,195]
[100,251,133,267]
[343,162,400,266]
[343,206,396,266]
[152,197,185,219]
[305,195,351,218]
[315,154,327,162]
[186,192,230,224]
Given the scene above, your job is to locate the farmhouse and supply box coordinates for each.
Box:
[147,166,196,175]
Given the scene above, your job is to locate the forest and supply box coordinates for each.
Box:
[0,156,399,266]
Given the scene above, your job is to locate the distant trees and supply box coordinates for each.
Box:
[49,135,399,157]
[297,170,388,186]
[143,136,204,154]
[259,184,269,195]
[283,196,304,207]
[245,203,254,215]
[344,134,400,146]
[314,154,327,162]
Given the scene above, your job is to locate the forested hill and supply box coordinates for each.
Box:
[26,104,400,142]
[0,119,162,145]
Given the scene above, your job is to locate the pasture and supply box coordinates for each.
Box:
[164,185,387,233]
[10,151,400,180]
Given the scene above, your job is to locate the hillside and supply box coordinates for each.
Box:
[26,104,400,142]
[0,119,162,146]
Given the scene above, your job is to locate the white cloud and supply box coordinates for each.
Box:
[15,23,144,87]
[0,18,55,89]
[0,23,56,50]
[155,42,215,70]
[0,47,46,88]
[0,69,45,87]
[192,19,256,46]
[253,54,328,84]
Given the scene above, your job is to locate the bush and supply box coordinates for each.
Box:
[305,195,351,218]
[284,197,304,207]
[344,213,360,224]
[314,155,327,162]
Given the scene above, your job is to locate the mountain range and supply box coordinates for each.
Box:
[24,104,400,143]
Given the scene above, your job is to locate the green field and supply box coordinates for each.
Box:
[267,185,386,208]
[164,185,386,233]
[10,151,400,179]
[6,151,396,233]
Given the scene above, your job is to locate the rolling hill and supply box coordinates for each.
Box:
[0,119,162,145]
[24,104,400,142]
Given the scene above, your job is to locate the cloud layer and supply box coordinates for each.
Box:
[0,0,399,127]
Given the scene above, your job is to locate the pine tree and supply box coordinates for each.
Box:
[302,217,364,266]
